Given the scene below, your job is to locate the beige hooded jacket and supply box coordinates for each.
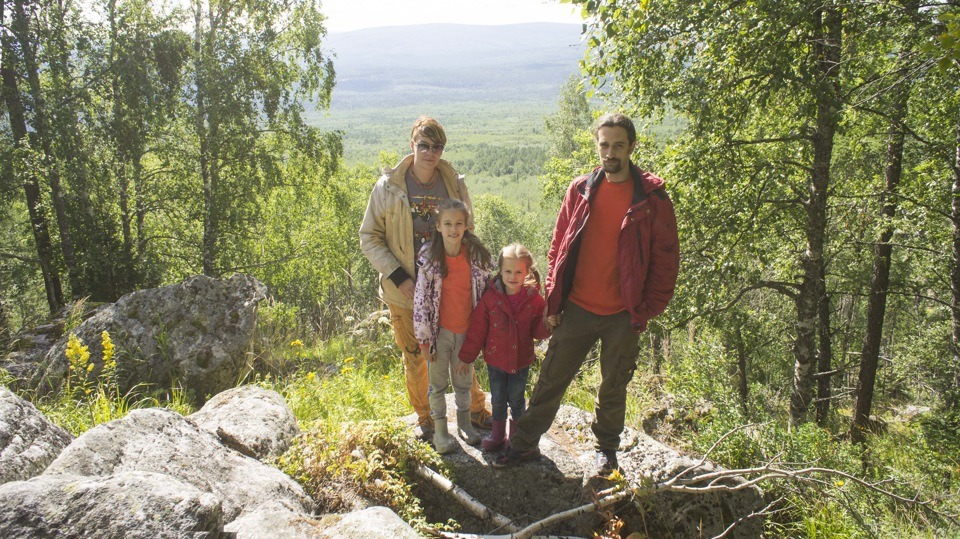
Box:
[358,154,473,310]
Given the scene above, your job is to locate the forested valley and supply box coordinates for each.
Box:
[1,0,959,537]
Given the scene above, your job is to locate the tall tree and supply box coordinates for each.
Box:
[943,5,960,411]
[11,0,82,296]
[1,0,64,313]
[96,0,190,294]
[188,0,334,277]
[540,74,597,208]
[851,3,919,440]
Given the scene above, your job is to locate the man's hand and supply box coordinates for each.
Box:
[398,278,415,300]
[455,360,471,376]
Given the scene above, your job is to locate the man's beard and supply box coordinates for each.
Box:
[602,159,624,174]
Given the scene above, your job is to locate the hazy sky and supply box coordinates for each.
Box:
[321,0,583,33]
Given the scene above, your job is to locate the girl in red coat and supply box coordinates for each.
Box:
[458,244,552,451]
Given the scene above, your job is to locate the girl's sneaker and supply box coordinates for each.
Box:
[491,446,540,468]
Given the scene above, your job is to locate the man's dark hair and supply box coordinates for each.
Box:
[593,113,636,145]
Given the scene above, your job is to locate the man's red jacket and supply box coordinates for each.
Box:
[459,277,551,374]
[545,164,680,333]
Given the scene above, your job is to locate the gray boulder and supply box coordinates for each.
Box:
[43,408,313,522]
[32,274,267,403]
[0,471,223,538]
[316,506,423,539]
[190,385,299,460]
[223,503,421,539]
[0,385,73,484]
[224,500,325,538]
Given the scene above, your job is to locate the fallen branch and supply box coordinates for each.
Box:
[436,486,630,539]
[414,464,518,533]
[713,496,787,539]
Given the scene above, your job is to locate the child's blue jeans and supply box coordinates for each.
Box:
[487,365,529,421]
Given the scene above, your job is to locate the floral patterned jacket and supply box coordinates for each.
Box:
[413,242,490,353]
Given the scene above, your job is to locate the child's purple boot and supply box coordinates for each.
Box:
[481,419,506,451]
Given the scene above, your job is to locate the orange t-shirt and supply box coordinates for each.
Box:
[568,178,633,315]
[439,249,472,333]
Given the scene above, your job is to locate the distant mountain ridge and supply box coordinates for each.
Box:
[324,23,585,108]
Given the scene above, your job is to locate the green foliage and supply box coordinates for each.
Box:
[259,329,408,427]
[472,193,551,263]
[250,159,379,336]
[457,143,548,178]
[277,420,451,533]
[539,76,599,209]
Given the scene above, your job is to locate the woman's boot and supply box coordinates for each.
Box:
[481,419,506,451]
[433,420,457,454]
[456,410,482,445]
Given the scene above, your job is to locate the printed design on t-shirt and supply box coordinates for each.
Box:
[411,195,447,246]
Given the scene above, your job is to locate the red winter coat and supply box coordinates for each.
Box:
[545,164,680,333]
[458,277,551,374]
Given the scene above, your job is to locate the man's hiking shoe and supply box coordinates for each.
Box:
[595,449,620,475]
[415,416,435,442]
[471,408,493,430]
[491,446,540,468]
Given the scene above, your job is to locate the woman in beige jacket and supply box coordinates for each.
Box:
[359,116,492,440]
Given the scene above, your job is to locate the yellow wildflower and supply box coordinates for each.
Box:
[344,356,355,363]
[306,371,316,381]
[290,339,304,348]
[65,334,90,372]
[101,331,115,364]
[341,366,354,374]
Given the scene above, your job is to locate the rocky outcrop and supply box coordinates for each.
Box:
[0,471,224,538]
[224,500,327,538]
[415,396,765,538]
[0,384,424,538]
[190,384,299,459]
[43,407,312,523]
[315,506,424,539]
[0,385,73,484]
[31,274,268,403]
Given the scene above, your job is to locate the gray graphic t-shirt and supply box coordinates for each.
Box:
[406,170,450,253]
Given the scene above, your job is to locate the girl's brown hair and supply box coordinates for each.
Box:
[498,243,541,289]
[425,199,492,276]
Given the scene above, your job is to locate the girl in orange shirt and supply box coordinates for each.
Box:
[413,199,493,453]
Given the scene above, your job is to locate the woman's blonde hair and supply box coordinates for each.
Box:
[499,243,541,288]
[410,116,447,145]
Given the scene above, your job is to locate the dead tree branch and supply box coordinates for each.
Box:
[414,464,519,533]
